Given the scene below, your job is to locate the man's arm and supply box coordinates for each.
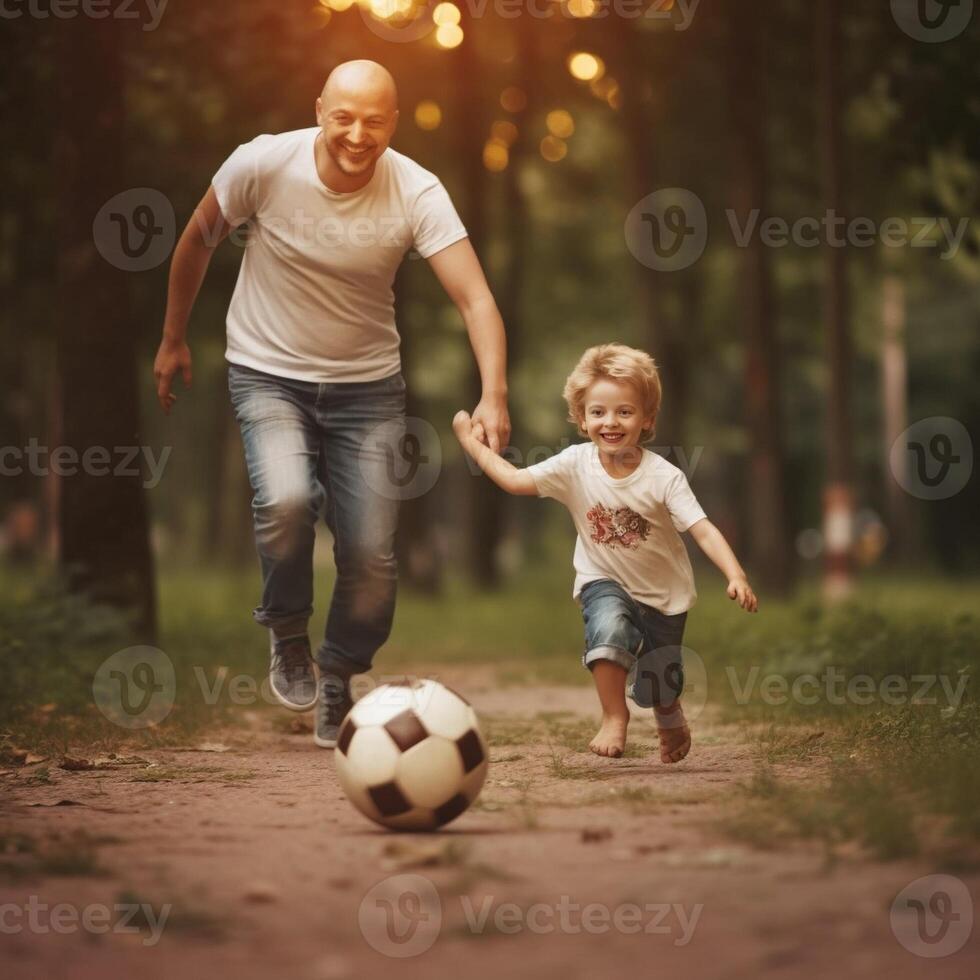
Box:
[453,411,537,496]
[687,518,759,612]
[426,238,511,454]
[153,185,233,414]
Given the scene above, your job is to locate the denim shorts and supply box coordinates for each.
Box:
[579,578,688,707]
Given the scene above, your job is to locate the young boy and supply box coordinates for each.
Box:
[453,343,758,763]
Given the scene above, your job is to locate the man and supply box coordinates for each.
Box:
[153,60,510,747]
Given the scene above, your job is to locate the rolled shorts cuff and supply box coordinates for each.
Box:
[583,645,637,672]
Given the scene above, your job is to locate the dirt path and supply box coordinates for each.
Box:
[1,676,977,979]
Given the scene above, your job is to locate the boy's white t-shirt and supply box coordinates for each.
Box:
[526,442,707,614]
[211,128,468,383]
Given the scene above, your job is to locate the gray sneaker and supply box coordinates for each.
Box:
[314,673,354,749]
[269,634,317,712]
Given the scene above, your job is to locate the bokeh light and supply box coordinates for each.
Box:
[433,2,461,24]
[546,109,575,139]
[568,52,605,82]
[483,139,509,172]
[435,23,464,48]
[414,100,442,131]
[540,135,567,162]
[500,86,528,113]
[490,120,519,145]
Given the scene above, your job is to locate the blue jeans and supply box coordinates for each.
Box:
[579,578,688,707]
[228,362,406,678]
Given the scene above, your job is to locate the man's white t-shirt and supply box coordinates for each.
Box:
[526,443,707,614]
[211,127,468,382]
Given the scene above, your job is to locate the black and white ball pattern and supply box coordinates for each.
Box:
[334,679,488,831]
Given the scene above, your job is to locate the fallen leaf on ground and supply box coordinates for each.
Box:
[581,827,613,843]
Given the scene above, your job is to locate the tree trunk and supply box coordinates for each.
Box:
[816,0,855,599]
[728,0,794,593]
[453,11,503,588]
[56,16,157,636]
[880,273,912,562]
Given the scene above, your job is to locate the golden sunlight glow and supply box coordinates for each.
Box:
[568,52,604,82]
[546,109,574,139]
[490,120,519,145]
[433,2,461,24]
[483,139,509,172]
[322,0,355,9]
[435,23,464,47]
[368,0,398,18]
[500,86,527,113]
[415,100,442,130]
[540,135,567,163]
[566,0,597,16]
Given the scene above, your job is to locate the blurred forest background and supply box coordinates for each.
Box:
[1,0,978,642]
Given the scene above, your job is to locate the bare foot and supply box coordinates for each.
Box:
[654,702,691,764]
[589,714,629,758]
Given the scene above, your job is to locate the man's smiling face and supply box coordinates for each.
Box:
[316,74,398,178]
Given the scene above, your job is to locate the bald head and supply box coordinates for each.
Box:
[315,61,400,186]
[321,60,398,115]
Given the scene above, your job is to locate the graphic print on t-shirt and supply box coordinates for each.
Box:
[586,503,651,550]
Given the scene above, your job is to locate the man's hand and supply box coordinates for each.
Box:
[727,576,759,612]
[153,337,193,415]
[470,394,511,455]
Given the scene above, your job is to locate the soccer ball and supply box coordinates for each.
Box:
[334,679,489,831]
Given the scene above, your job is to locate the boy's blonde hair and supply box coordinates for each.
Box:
[563,343,662,443]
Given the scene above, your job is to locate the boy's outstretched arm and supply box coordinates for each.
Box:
[687,519,759,612]
[453,411,538,496]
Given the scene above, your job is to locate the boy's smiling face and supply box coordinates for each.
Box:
[580,377,654,460]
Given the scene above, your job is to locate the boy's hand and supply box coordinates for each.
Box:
[727,577,758,612]
[453,410,477,446]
